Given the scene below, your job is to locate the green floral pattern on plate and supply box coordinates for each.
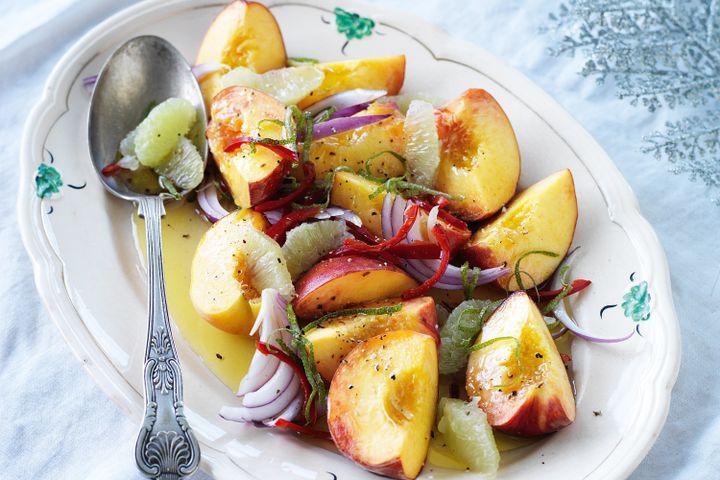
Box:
[622,280,651,322]
[334,7,375,40]
[35,163,63,199]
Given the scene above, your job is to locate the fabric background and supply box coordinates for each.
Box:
[1,1,717,479]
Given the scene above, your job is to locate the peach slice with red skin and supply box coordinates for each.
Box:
[435,89,521,221]
[304,296,438,381]
[292,255,418,321]
[206,86,289,208]
[328,330,438,479]
[464,169,578,291]
[195,0,287,108]
[465,291,575,436]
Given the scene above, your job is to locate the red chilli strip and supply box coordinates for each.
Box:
[101,163,123,176]
[343,204,420,252]
[274,419,332,440]
[536,279,592,298]
[345,221,381,245]
[432,195,450,208]
[560,353,573,366]
[254,162,317,213]
[264,207,321,244]
[402,225,451,299]
[255,341,315,423]
[224,135,298,163]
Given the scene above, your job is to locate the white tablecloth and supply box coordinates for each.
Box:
[1,1,717,479]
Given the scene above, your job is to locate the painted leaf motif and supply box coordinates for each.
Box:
[35,163,63,199]
[622,281,651,322]
[334,7,375,40]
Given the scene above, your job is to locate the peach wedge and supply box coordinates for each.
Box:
[435,89,521,221]
[298,55,406,109]
[292,255,418,321]
[464,169,578,291]
[328,330,438,479]
[305,296,439,381]
[206,86,289,208]
[195,0,287,107]
[466,291,575,436]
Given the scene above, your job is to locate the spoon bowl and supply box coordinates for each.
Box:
[88,35,207,200]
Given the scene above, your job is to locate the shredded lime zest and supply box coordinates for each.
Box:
[357,151,462,201]
[438,299,501,374]
[282,220,347,280]
[542,264,573,313]
[158,176,182,200]
[437,398,500,474]
[513,250,559,290]
[287,305,327,423]
[460,262,483,301]
[287,56,320,66]
[302,304,403,333]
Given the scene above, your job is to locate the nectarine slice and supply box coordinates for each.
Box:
[298,55,406,109]
[435,89,521,221]
[306,102,406,178]
[190,210,293,335]
[305,297,438,381]
[195,0,287,108]
[292,255,418,320]
[464,169,578,290]
[328,330,438,479]
[466,291,575,436]
[206,86,289,207]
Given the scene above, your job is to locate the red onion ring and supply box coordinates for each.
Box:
[197,183,231,223]
[224,289,304,423]
[263,393,305,426]
[305,89,387,114]
[309,114,391,141]
[551,248,634,343]
[381,194,508,288]
[83,75,97,93]
[263,208,284,225]
[328,102,371,119]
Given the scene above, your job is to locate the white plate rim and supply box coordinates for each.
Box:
[17,0,681,478]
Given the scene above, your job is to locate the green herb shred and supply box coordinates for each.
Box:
[302,304,403,333]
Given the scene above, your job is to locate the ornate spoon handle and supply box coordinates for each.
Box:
[135,196,200,480]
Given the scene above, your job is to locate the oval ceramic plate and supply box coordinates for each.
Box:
[18,0,680,478]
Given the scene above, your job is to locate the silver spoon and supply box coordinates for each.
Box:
[88,35,204,479]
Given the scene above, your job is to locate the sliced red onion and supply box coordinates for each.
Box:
[551,248,634,343]
[305,89,387,115]
[328,102,371,120]
[313,206,362,226]
[552,327,569,339]
[224,289,303,423]
[243,367,297,408]
[83,74,97,93]
[381,194,508,289]
[197,182,231,223]
[426,206,439,243]
[263,208,284,225]
[263,393,304,426]
[310,114,391,141]
[192,62,228,81]
[220,378,300,423]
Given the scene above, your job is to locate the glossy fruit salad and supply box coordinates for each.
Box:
[107,2,635,478]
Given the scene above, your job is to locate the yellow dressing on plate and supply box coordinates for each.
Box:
[133,201,256,390]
